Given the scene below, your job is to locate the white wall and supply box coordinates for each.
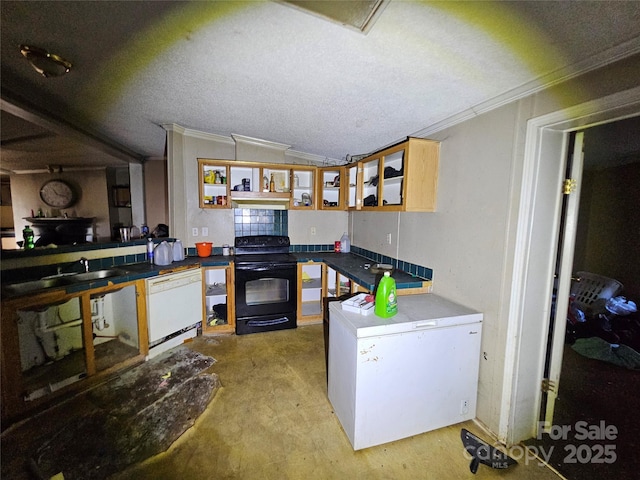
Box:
[352,104,522,436]
[351,53,640,444]
[162,53,640,446]
[165,125,348,248]
[144,158,168,231]
[10,170,111,241]
[289,210,348,245]
[165,125,236,247]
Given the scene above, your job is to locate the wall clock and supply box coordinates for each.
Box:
[39,179,77,208]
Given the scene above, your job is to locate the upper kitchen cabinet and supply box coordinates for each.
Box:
[197,144,437,212]
[359,138,440,212]
[318,166,346,210]
[199,160,230,208]
[199,159,291,209]
[290,166,316,210]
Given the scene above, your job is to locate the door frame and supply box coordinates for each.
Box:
[541,131,585,429]
[503,86,640,446]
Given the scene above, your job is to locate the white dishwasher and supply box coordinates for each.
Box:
[146,268,203,358]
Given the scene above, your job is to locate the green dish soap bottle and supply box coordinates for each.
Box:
[375,271,397,317]
[22,225,35,249]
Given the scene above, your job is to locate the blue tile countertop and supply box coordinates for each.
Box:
[292,252,430,293]
[2,252,428,299]
[1,258,208,299]
[60,256,238,295]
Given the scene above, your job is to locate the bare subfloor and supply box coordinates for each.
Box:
[110,325,563,480]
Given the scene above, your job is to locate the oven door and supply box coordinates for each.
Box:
[235,263,297,319]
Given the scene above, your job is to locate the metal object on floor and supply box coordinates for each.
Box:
[460,428,517,474]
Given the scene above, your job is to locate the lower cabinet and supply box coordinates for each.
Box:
[325,265,368,298]
[297,262,326,325]
[202,263,235,334]
[298,262,370,325]
[1,280,148,425]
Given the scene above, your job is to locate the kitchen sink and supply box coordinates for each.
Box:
[3,277,74,295]
[67,269,128,283]
[3,269,128,296]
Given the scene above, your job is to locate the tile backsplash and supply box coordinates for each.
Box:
[233,209,287,236]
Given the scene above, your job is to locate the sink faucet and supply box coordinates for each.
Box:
[79,257,89,272]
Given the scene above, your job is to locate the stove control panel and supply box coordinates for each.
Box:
[235,235,290,248]
[234,235,291,255]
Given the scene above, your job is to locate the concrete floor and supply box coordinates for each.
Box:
[110,324,564,480]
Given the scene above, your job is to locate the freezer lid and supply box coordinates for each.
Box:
[330,294,483,338]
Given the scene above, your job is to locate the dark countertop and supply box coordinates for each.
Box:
[2,258,209,300]
[1,238,164,259]
[292,252,430,292]
[2,252,428,300]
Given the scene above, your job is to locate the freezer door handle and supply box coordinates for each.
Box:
[412,320,438,329]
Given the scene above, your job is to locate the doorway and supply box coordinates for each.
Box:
[529,115,640,480]
[0,176,17,249]
[504,85,640,447]
[542,116,640,427]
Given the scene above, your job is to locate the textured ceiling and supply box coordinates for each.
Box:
[1,1,640,174]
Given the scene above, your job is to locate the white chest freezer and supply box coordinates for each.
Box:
[328,294,483,450]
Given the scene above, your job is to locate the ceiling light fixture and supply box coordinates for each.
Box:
[20,44,72,77]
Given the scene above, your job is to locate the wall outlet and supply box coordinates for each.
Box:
[201,227,209,236]
[192,227,198,236]
[310,226,316,236]
[460,399,470,415]
[386,233,392,244]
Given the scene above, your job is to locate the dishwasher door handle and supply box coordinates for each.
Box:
[148,272,201,294]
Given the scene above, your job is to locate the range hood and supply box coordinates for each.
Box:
[230,192,290,210]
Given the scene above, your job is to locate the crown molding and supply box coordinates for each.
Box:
[413,37,640,138]
[285,149,342,166]
[231,133,291,152]
[161,123,235,145]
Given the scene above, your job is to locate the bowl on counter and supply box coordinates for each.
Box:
[195,242,213,257]
[369,263,394,275]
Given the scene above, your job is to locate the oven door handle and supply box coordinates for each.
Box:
[236,264,295,272]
